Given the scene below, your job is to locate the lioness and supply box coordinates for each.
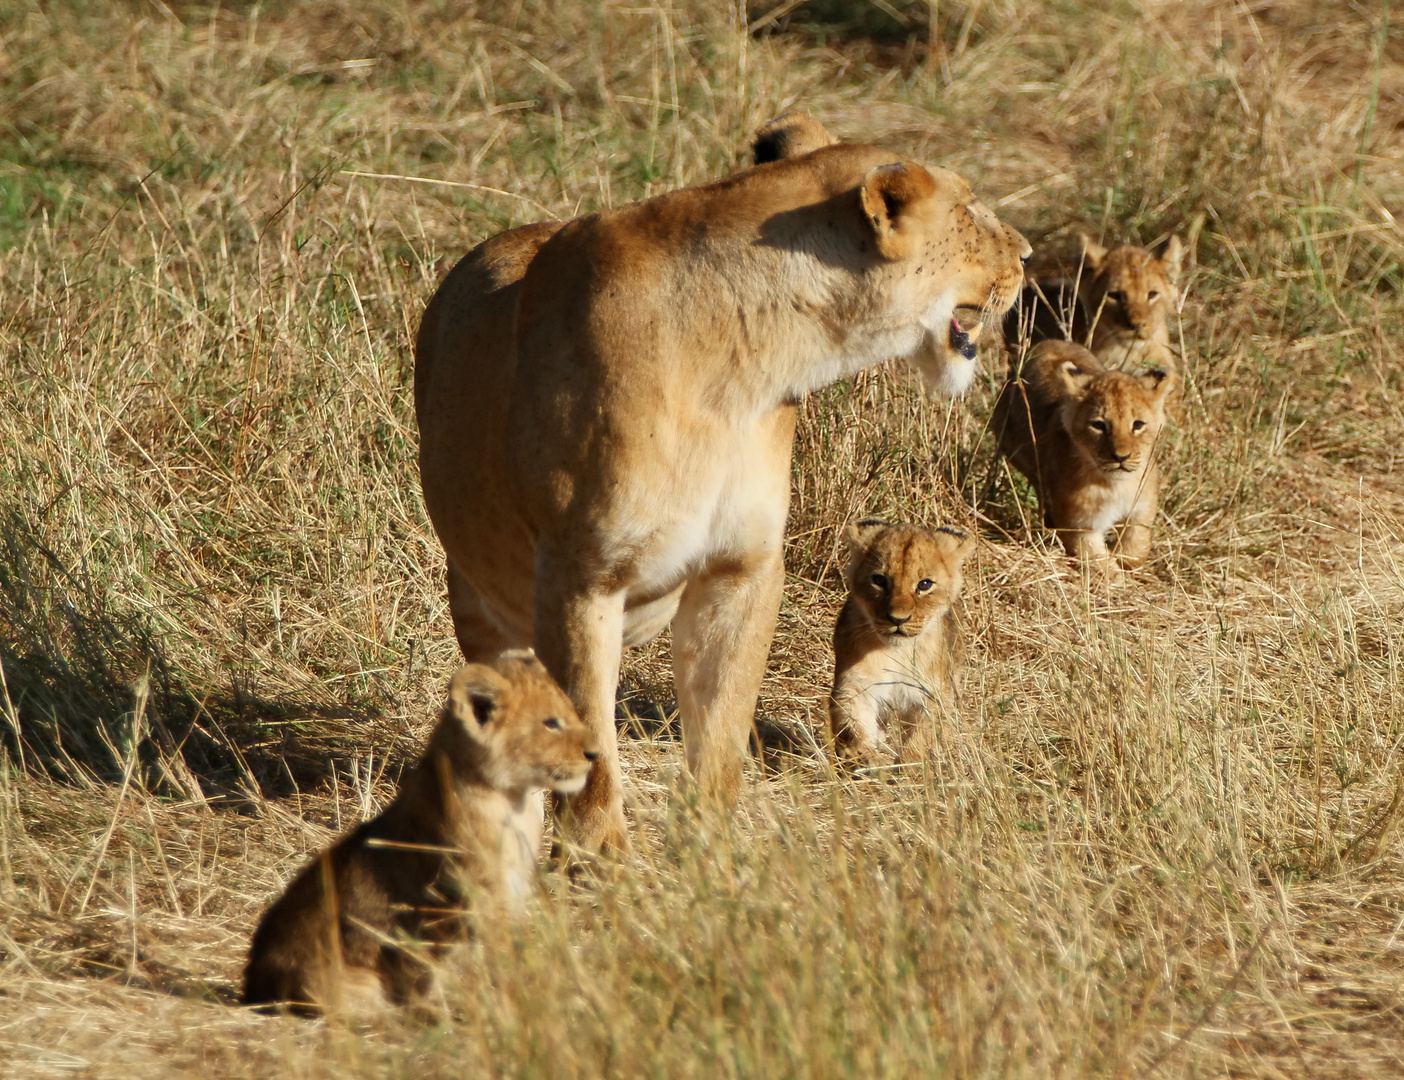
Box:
[415,114,1029,851]
[1006,234,1184,372]
[242,652,597,1013]
[991,340,1172,571]
[829,520,975,765]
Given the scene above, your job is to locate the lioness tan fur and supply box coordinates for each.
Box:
[1006,235,1184,372]
[242,652,597,1013]
[829,520,975,765]
[992,340,1172,571]
[414,114,1029,851]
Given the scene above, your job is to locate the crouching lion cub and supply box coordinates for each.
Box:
[829,521,976,766]
[992,340,1172,572]
[242,651,597,1014]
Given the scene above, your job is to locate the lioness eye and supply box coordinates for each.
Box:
[1147,290,1159,300]
[1090,419,1109,433]
[871,574,889,590]
[1132,420,1146,432]
[542,717,563,731]
[916,579,934,592]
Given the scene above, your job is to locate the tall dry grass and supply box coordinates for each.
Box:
[3,0,1404,1075]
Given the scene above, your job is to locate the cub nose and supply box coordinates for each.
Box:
[1111,450,1131,464]
[888,613,911,626]
[582,745,599,762]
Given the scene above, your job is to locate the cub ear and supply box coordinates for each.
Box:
[1138,367,1175,400]
[752,113,836,164]
[447,663,510,727]
[1158,235,1185,284]
[1078,233,1108,272]
[937,527,978,567]
[846,518,888,551]
[1056,359,1097,399]
[858,162,938,260]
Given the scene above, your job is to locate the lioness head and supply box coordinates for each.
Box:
[844,520,976,639]
[446,650,598,796]
[856,158,1031,396]
[1078,234,1183,350]
[1044,341,1173,475]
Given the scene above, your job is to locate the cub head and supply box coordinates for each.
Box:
[752,112,837,164]
[844,520,977,638]
[445,650,598,796]
[1078,234,1183,348]
[1045,341,1173,475]
[856,160,1032,397]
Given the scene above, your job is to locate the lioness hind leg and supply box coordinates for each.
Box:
[446,560,527,662]
[671,550,785,803]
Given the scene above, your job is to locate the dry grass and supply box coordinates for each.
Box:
[3,0,1404,1075]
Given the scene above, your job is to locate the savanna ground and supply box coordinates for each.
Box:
[2,0,1404,1075]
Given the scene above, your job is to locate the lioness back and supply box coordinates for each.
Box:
[992,340,1172,571]
[242,652,597,1014]
[829,520,976,764]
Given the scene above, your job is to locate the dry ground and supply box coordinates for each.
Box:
[3,0,1404,1075]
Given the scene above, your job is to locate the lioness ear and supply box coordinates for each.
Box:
[1079,233,1107,271]
[1056,359,1097,399]
[752,113,836,164]
[448,664,509,726]
[858,162,937,260]
[1158,235,1185,284]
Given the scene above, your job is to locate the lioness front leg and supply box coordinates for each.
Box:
[532,565,630,855]
[671,550,785,802]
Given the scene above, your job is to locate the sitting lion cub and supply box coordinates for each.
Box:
[829,520,976,765]
[242,651,597,1014]
[992,340,1172,571]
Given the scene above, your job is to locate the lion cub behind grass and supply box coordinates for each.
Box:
[829,521,976,766]
[242,651,597,1014]
[992,340,1172,572]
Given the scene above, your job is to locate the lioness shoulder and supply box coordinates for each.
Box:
[241,652,597,1014]
[829,520,976,765]
[992,340,1172,572]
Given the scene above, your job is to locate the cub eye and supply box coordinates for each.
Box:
[916,579,934,593]
[542,717,563,731]
[1132,419,1146,432]
[871,573,889,590]
[1089,419,1109,434]
[1146,290,1159,300]
[1107,290,1125,304]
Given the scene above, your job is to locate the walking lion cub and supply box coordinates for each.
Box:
[242,651,597,1014]
[992,340,1172,572]
[829,520,976,765]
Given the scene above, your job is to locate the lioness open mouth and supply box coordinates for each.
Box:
[950,307,986,360]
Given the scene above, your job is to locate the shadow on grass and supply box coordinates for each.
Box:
[0,514,390,805]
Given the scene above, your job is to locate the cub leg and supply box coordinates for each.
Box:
[671,550,785,803]
[446,560,525,662]
[532,560,630,855]
[1057,526,1113,570]
[1113,482,1157,568]
[829,681,896,766]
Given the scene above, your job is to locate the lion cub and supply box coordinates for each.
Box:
[1007,234,1184,373]
[829,521,976,765]
[992,340,1172,571]
[242,651,598,1014]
